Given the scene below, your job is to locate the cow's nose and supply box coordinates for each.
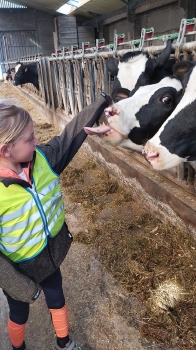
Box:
[105,106,120,118]
[105,106,120,120]
[142,144,153,156]
[143,148,155,156]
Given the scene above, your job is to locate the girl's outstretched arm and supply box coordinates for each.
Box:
[38,93,112,174]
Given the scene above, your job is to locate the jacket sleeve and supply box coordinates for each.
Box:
[37,94,111,175]
[0,252,41,303]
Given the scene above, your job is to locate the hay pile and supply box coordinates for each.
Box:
[1,83,196,349]
[61,150,196,350]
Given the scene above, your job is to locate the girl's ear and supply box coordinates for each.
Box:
[0,144,11,157]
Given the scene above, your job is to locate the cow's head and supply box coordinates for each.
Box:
[107,40,174,93]
[14,62,39,90]
[143,61,196,170]
[84,76,182,152]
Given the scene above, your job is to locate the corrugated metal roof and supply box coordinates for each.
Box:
[7,0,125,17]
[0,0,26,8]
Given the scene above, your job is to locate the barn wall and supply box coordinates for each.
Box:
[107,19,134,44]
[140,4,185,36]
[107,2,186,43]
[57,16,95,49]
[78,26,95,48]
[57,16,78,48]
[0,9,55,57]
[84,1,190,44]
[34,11,55,56]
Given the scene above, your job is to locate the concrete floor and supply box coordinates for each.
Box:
[0,242,148,350]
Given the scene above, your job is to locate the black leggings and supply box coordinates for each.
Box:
[5,268,65,325]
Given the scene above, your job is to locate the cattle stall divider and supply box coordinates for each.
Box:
[5,40,196,237]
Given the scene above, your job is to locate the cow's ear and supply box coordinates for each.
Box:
[106,57,119,76]
[24,67,28,72]
[173,61,195,81]
[155,39,172,68]
[112,87,130,102]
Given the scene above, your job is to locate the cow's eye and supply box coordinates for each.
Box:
[161,96,172,105]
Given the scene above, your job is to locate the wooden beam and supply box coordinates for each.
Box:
[135,0,178,14]
[103,12,127,25]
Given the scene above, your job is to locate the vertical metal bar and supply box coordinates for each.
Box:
[103,58,109,94]
[187,163,195,192]
[53,60,63,109]
[2,36,8,61]
[68,60,75,116]
[58,60,68,113]
[39,57,48,105]
[89,59,95,103]
[78,59,84,110]
[46,58,55,111]
[177,163,185,181]
[73,59,84,112]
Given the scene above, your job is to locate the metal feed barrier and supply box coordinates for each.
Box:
[3,18,196,196]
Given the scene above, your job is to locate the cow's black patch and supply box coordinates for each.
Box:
[112,77,121,91]
[120,51,148,63]
[128,86,182,145]
[160,99,196,159]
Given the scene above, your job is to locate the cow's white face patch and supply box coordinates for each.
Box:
[103,128,143,151]
[14,63,22,84]
[14,64,21,74]
[107,77,182,137]
[117,54,148,90]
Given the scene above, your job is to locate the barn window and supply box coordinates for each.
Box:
[57,0,90,15]
[0,0,27,8]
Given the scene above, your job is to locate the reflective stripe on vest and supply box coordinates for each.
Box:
[0,148,65,262]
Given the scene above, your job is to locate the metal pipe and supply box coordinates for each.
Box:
[4,41,196,65]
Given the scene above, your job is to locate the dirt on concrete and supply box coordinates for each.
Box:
[0,83,196,350]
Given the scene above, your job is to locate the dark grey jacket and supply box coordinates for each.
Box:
[0,94,110,303]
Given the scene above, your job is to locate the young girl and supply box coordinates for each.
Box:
[0,93,112,350]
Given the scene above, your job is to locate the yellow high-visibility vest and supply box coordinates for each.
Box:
[0,149,65,263]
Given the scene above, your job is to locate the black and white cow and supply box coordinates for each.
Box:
[84,76,182,152]
[3,68,15,83]
[14,62,39,90]
[143,61,196,170]
[107,40,175,96]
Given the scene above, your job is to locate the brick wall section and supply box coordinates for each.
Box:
[57,16,78,48]
[57,16,95,49]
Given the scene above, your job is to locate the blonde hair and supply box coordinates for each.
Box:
[0,103,32,145]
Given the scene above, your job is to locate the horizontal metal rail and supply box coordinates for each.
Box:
[3,41,196,65]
